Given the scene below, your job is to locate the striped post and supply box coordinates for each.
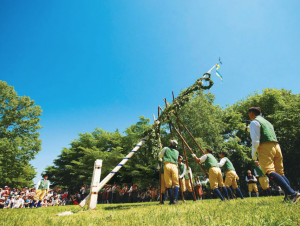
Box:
[79,136,149,208]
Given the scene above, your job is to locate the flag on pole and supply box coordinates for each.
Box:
[216,64,223,82]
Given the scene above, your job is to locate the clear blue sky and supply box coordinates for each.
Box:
[1,0,299,185]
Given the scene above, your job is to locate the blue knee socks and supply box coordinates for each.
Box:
[222,187,229,200]
[168,188,173,200]
[227,187,234,199]
[30,200,36,208]
[174,187,179,199]
[213,189,224,201]
[282,176,290,186]
[269,172,295,195]
[235,188,244,199]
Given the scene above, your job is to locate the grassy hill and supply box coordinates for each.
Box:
[1,196,300,225]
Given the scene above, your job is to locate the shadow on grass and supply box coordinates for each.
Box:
[102,203,158,211]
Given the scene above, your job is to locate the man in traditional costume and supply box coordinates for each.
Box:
[158,140,180,204]
[178,155,187,202]
[218,151,244,199]
[183,160,194,200]
[193,148,229,201]
[31,174,50,208]
[246,170,259,197]
[248,107,299,202]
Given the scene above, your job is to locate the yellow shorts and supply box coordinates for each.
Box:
[258,141,284,176]
[224,170,239,189]
[163,162,179,188]
[34,189,47,201]
[259,177,269,190]
[209,167,224,190]
[185,179,193,192]
[180,178,186,192]
[248,183,258,192]
[160,174,166,193]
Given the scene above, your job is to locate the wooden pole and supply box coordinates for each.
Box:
[163,98,185,202]
[168,121,208,177]
[153,111,163,204]
[172,92,197,201]
[171,112,205,155]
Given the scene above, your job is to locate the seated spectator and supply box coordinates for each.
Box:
[53,197,60,206]
[41,198,48,207]
[47,189,54,200]
[25,187,30,196]
[3,195,11,209]
[72,196,79,205]
[11,188,17,197]
[10,196,16,208]
[11,196,22,209]
[29,188,36,197]
[0,197,5,209]
[47,197,53,206]
[19,195,25,208]
[1,186,10,197]
[24,196,30,208]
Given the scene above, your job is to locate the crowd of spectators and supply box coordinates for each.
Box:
[0,186,67,209]
[2,178,298,209]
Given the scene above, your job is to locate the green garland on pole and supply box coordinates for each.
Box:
[142,73,214,156]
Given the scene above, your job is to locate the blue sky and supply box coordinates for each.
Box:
[1,0,299,185]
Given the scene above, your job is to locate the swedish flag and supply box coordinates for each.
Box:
[216,64,223,82]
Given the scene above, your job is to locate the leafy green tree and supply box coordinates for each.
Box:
[228,88,300,185]
[44,128,124,191]
[0,81,42,188]
[169,90,251,189]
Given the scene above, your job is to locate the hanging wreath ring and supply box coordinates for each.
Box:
[199,73,214,90]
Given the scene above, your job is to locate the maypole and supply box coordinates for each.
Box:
[79,62,218,209]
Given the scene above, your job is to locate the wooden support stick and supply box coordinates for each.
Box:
[168,121,208,177]
[153,112,163,204]
[164,98,185,202]
[171,112,205,155]
[172,91,197,201]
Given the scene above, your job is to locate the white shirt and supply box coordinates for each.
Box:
[20,199,25,208]
[12,198,22,208]
[178,163,187,179]
[158,147,168,159]
[199,154,208,163]
[218,158,227,168]
[249,120,261,154]
[195,180,201,185]
[185,166,193,181]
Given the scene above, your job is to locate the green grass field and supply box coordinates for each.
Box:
[1,197,300,226]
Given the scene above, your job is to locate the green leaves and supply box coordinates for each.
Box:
[0,81,42,188]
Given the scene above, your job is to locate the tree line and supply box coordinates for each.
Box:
[1,80,299,190]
